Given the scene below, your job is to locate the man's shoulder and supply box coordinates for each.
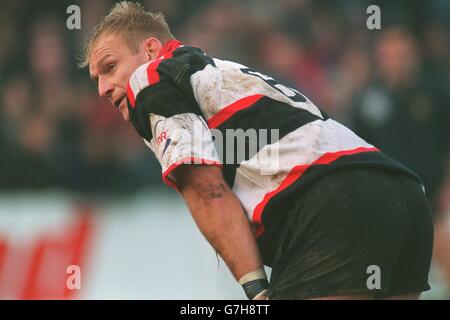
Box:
[126,53,182,107]
[127,43,213,106]
[159,44,215,81]
[131,44,208,83]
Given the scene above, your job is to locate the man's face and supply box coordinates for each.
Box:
[89,34,149,121]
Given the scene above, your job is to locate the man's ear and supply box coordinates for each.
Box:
[142,37,163,61]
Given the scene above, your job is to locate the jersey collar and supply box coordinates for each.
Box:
[157,39,182,58]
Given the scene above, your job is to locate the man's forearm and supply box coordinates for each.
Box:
[179,178,263,281]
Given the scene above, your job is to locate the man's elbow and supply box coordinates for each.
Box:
[172,165,230,200]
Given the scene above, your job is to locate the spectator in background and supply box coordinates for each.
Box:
[0,75,60,189]
[0,9,161,194]
[350,26,450,295]
[0,0,447,208]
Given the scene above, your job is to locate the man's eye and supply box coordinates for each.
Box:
[107,64,116,72]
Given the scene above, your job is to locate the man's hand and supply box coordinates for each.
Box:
[253,290,270,300]
[172,164,268,297]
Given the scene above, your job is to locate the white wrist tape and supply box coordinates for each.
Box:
[238,269,267,285]
[239,269,270,300]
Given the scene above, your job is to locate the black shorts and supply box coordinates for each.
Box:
[268,168,434,299]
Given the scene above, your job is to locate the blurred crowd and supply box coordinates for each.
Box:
[0,0,448,204]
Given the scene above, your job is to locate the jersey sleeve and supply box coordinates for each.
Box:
[126,56,222,191]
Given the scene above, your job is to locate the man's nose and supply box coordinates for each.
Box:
[98,78,114,100]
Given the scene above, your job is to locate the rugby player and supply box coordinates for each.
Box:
[81,2,434,300]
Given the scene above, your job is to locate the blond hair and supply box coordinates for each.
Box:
[78,1,174,68]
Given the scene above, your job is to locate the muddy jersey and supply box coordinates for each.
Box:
[126,40,421,266]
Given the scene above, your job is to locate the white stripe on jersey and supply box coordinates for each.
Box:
[145,112,221,176]
[190,58,325,121]
[232,118,375,222]
[128,62,151,100]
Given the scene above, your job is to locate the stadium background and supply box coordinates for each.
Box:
[0,0,448,299]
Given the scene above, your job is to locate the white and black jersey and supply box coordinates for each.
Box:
[126,40,421,265]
